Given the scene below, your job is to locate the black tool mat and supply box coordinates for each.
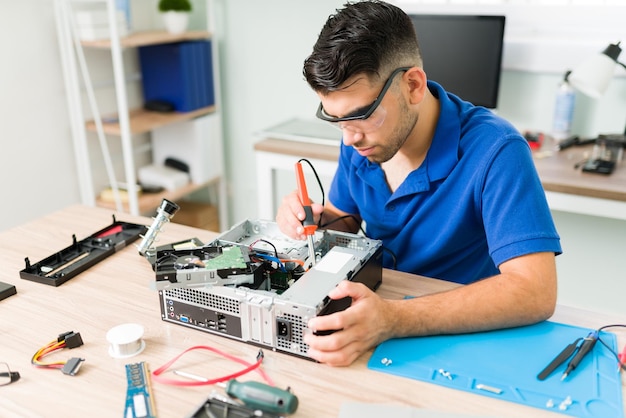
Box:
[20,216,147,286]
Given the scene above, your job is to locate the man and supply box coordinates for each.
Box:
[276,0,561,366]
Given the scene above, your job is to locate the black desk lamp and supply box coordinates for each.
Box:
[568,42,626,136]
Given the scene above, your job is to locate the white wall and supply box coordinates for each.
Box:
[216,0,346,224]
[551,211,626,317]
[1,1,79,230]
[2,1,625,315]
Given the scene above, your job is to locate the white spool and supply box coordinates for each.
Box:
[106,323,145,358]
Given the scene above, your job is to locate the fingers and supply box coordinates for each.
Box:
[306,337,365,367]
[303,281,381,366]
[311,202,324,218]
[327,280,369,300]
[308,281,370,331]
[276,190,308,240]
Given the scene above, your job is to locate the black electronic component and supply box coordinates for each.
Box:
[20,217,147,286]
[409,14,505,109]
[582,159,616,175]
[555,135,579,151]
[276,319,291,338]
[58,331,84,349]
[153,245,265,290]
[164,157,190,173]
[580,134,624,175]
[0,281,17,301]
[144,99,174,112]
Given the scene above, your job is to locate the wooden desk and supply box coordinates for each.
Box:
[254,137,626,221]
[533,142,626,221]
[0,205,623,417]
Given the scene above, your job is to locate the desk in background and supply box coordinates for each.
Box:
[1,205,624,417]
[533,139,626,221]
[253,120,626,316]
[254,120,626,220]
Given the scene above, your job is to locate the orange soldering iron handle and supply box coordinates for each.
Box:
[295,162,310,204]
[294,162,317,235]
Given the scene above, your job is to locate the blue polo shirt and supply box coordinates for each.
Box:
[328,81,561,284]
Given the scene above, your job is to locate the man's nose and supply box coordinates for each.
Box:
[341,128,365,146]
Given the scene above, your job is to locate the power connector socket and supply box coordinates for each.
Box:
[61,357,85,376]
[58,331,84,349]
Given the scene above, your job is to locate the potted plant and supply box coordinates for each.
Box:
[158,0,192,34]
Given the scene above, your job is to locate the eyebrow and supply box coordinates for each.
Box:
[324,100,375,119]
[345,102,375,118]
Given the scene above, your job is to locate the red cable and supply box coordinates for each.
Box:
[151,345,274,387]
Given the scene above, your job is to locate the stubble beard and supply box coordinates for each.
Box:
[367,99,418,164]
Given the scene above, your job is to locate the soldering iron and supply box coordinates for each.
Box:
[295,161,318,266]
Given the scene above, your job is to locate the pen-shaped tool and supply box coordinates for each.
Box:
[554,135,579,151]
[295,161,317,266]
[561,331,598,381]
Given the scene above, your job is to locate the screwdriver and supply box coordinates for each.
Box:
[295,161,318,266]
[223,379,299,415]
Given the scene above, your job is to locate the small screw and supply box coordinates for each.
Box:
[558,396,573,410]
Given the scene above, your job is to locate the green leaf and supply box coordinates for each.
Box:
[158,0,192,12]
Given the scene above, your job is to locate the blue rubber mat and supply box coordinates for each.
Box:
[368,321,623,418]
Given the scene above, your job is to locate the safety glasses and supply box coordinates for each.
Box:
[316,67,411,133]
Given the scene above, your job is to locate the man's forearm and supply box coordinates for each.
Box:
[385,253,557,338]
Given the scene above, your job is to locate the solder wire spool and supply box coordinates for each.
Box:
[106,323,146,358]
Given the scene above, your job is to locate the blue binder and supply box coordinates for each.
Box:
[368,321,624,418]
[138,40,215,112]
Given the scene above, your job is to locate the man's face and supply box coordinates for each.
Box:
[317,70,418,164]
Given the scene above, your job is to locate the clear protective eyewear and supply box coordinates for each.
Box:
[316,67,411,133]
[0,362,20,386]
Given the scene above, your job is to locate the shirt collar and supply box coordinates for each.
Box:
[424,80,461,182]
[346,80,461,187]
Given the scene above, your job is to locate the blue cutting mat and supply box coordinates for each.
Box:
[368,321,623,418]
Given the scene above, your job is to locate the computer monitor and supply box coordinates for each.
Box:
[409,14,506,109]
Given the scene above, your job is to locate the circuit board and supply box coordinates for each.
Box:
[124,362,156,418]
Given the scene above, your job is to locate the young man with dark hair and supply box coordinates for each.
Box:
[276,0,561,366]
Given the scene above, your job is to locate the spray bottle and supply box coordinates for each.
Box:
[552,70,576,142]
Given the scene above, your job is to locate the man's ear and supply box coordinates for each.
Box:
[405,67,427,104]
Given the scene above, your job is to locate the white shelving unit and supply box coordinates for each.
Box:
[54,0,228,231]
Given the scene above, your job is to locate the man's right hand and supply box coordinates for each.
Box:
[276,189,324,240]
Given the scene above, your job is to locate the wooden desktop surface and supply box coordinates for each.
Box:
[0,205,624,417]
[254,138,626,203]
